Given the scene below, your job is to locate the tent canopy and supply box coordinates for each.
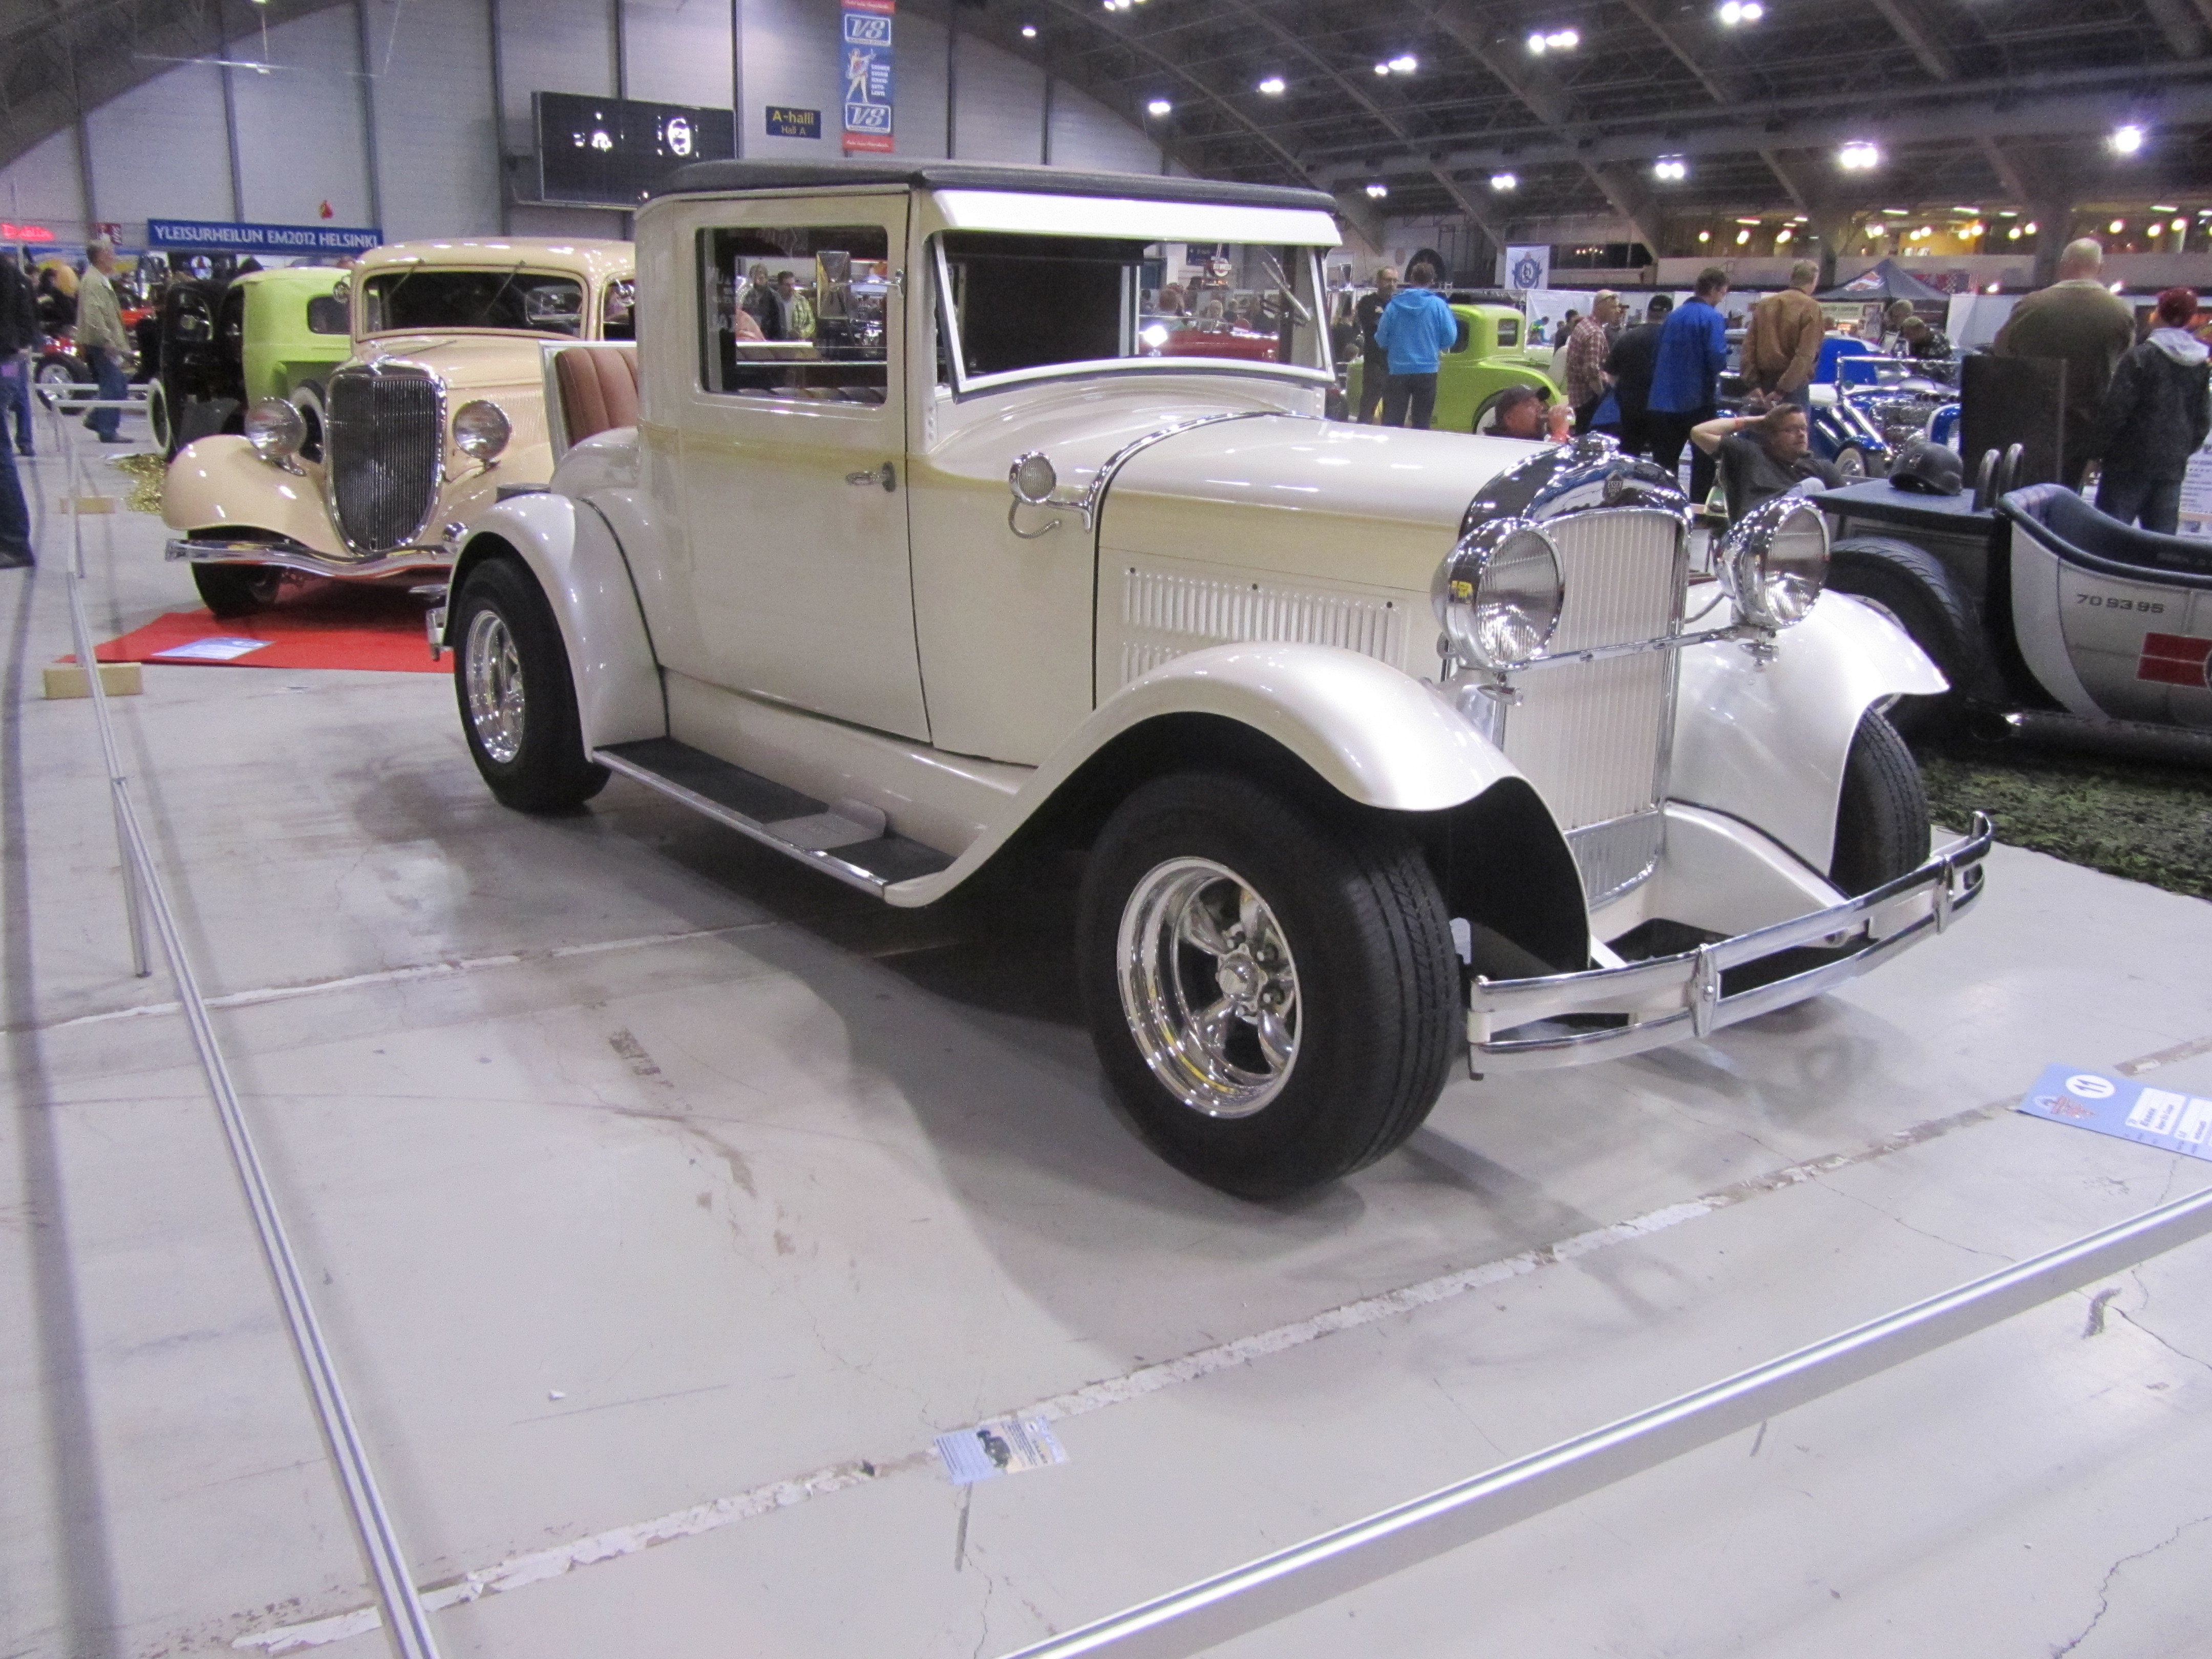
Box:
[1817,259,1950,303]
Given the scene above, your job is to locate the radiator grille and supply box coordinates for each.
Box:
[1112,567,1407,689]
[1500,508,1685,870]
[326,365,442,554]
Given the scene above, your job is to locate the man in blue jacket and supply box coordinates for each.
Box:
[1647,266,1730,505]
[1373,260,1459,429]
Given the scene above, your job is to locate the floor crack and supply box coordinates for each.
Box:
[2050,1513,2212,1656]
[2112,1306,2212,1375]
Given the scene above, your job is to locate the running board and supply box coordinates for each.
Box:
[592,737,953,896]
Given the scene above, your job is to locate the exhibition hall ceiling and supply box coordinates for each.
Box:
[3,0,2205,230]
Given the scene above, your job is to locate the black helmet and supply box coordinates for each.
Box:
[1890,437,1964,495]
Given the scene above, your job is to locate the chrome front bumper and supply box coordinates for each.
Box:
[164,537,452,580]
[1469,815,1993,1071]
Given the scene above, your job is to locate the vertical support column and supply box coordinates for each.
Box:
[945,10,959,159]
[2032,200,2072,288]
[219,3,247,223]
[613,0,628,97]
[1039,73,1053,165]
[355,0,384,232]
[731,0,747,156]
[68,39,99,232]
[488,0,510,232]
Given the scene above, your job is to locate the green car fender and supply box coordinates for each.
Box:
[1342,302,1562,431]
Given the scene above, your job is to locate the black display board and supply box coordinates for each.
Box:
[1960,354,2067,490]
[531,92,736,207]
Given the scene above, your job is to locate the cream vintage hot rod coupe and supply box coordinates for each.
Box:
[162,237,635,614]
[436,159,1990,1198]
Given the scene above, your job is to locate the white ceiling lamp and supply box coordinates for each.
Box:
[1490,172,1518,191]
[1653,156,1688,182]
[1527,27,1579,53]
[2175,218,2189,232]
[1365,182,1389,198]
[2110,218,2125,234]
[2110,123,2145,155]
[1717,1,1762,23]
[1735,228,1752,244]
[1146,97,1172,116]
[1372,53,1418,74]
[1838,140,1881,172]
[1256,75,1287,95]
[1020,22,1037,36]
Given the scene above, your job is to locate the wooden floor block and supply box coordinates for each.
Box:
[42,662,143,699]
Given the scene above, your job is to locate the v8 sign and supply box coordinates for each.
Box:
[841,0,895,155]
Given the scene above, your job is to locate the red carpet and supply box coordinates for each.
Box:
[87,580,447,674]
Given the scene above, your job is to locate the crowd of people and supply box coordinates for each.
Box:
[1338,237,2212,534]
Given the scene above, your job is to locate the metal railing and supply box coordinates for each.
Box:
[996,1178,2212,1659]
[37,386,445,1659]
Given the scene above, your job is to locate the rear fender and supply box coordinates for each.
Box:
[445,492,665,750]
[1671,590,1945,874]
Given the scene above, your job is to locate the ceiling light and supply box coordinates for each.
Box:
[2110,218,2124,233]
[1365,182,1388,198]
[2023,221,2037,235]
[2110,280,2124,293]
[1020,23,1037,36]
[1374,61,1390,74]
[1951,205,1980,215]
[1490,172,1517,191]
[1698,229,1711,242]
[2110,123,2144,155]
[1775,227,1792,243]
[1527,27,1579,53]
[1386,53,1418,73]
[1735,216,1762,225]
[1146,97,1172,116]
[1986,283,2001,293]
[1838,140,1880,172]
[2149,222,2164,236]
[1653,157,1688,181]
[1880,207,1908,216]
[2007,226,2022,240]
[1717,0,1762,22]
[1256,75,1286,95]
[2154,204,2180,212]
[1735,228,1751,244]
[2175,218,2189,232]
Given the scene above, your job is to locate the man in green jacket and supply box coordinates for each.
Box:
[76,238,136,445]
[1994,239,2138,487]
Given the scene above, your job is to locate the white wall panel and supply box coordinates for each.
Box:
[0,129,86,232]
[234,8,373,228]
[951,34,1043,164]
[499,0,618,153]
[892,8,948,159]
[625,0,735,110]
[1048,81,1157,176]
[746,0,845,158]
[84,61,231,228]
[366,0,501,239]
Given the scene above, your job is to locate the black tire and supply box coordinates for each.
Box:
[1828,709,1930,896]
[191,563,285,617]
[148,380,172,454]
[1076,772,1459,1199]
[1471,391,1504,434]
[451,556,608,812]
[1827,535,1978,735]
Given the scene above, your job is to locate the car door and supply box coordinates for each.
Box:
[657,193,926,742]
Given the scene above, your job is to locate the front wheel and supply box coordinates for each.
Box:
[1077,773,1460,1199]
[452,557,608,812]
[289,382,327,463]
[191,563,285,617]
[1828,709,1930,896]
[1834,443,1870,480]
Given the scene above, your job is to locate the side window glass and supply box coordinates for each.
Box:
[306,294,349,334]
[1496,317,1520,348]
[1452,317,1472,354]
[698,225,890,404]
[602,279,636,341]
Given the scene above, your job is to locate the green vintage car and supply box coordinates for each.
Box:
[1345,300,1561,433]
[148,266,353,461]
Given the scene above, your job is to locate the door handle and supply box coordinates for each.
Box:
[845,461,897,492]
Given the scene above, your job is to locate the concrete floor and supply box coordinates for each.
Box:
[5,422,2212,1659]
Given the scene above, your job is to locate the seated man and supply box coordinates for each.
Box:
[1490,382,1575,442]
[1690,403,1843,519]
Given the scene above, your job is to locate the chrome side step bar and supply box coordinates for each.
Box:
[591,737,952,897]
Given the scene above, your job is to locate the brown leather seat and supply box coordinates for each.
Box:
[555,345,640,446]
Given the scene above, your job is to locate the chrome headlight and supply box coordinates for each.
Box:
[452,399,512,461]
[1716,494,1829,630]
[243,397,306,462]
[1009,451,1058,505]
[1432,518,1564,670]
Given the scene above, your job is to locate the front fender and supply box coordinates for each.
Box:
[446,492,665,751]
[1671,590,1946,874]
[161,435,345,557]
[894,642,1537,905]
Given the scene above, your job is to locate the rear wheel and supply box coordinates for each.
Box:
[1834,443,1870,480]
[1077,773,1459,1199]
[191,563,285,617]
[1828,709,1930,896]
[452,556,608,812]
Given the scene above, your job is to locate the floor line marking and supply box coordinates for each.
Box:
[21,922,783,1035]
[230,1090,2020,1653]
[2118,1034,2212,1076]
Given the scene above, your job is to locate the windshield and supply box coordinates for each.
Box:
[936,232,1329,386]
[361,268,589,336]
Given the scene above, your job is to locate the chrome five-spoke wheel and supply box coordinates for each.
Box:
[1117,856,1300,1117]
[463,606,526,764]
